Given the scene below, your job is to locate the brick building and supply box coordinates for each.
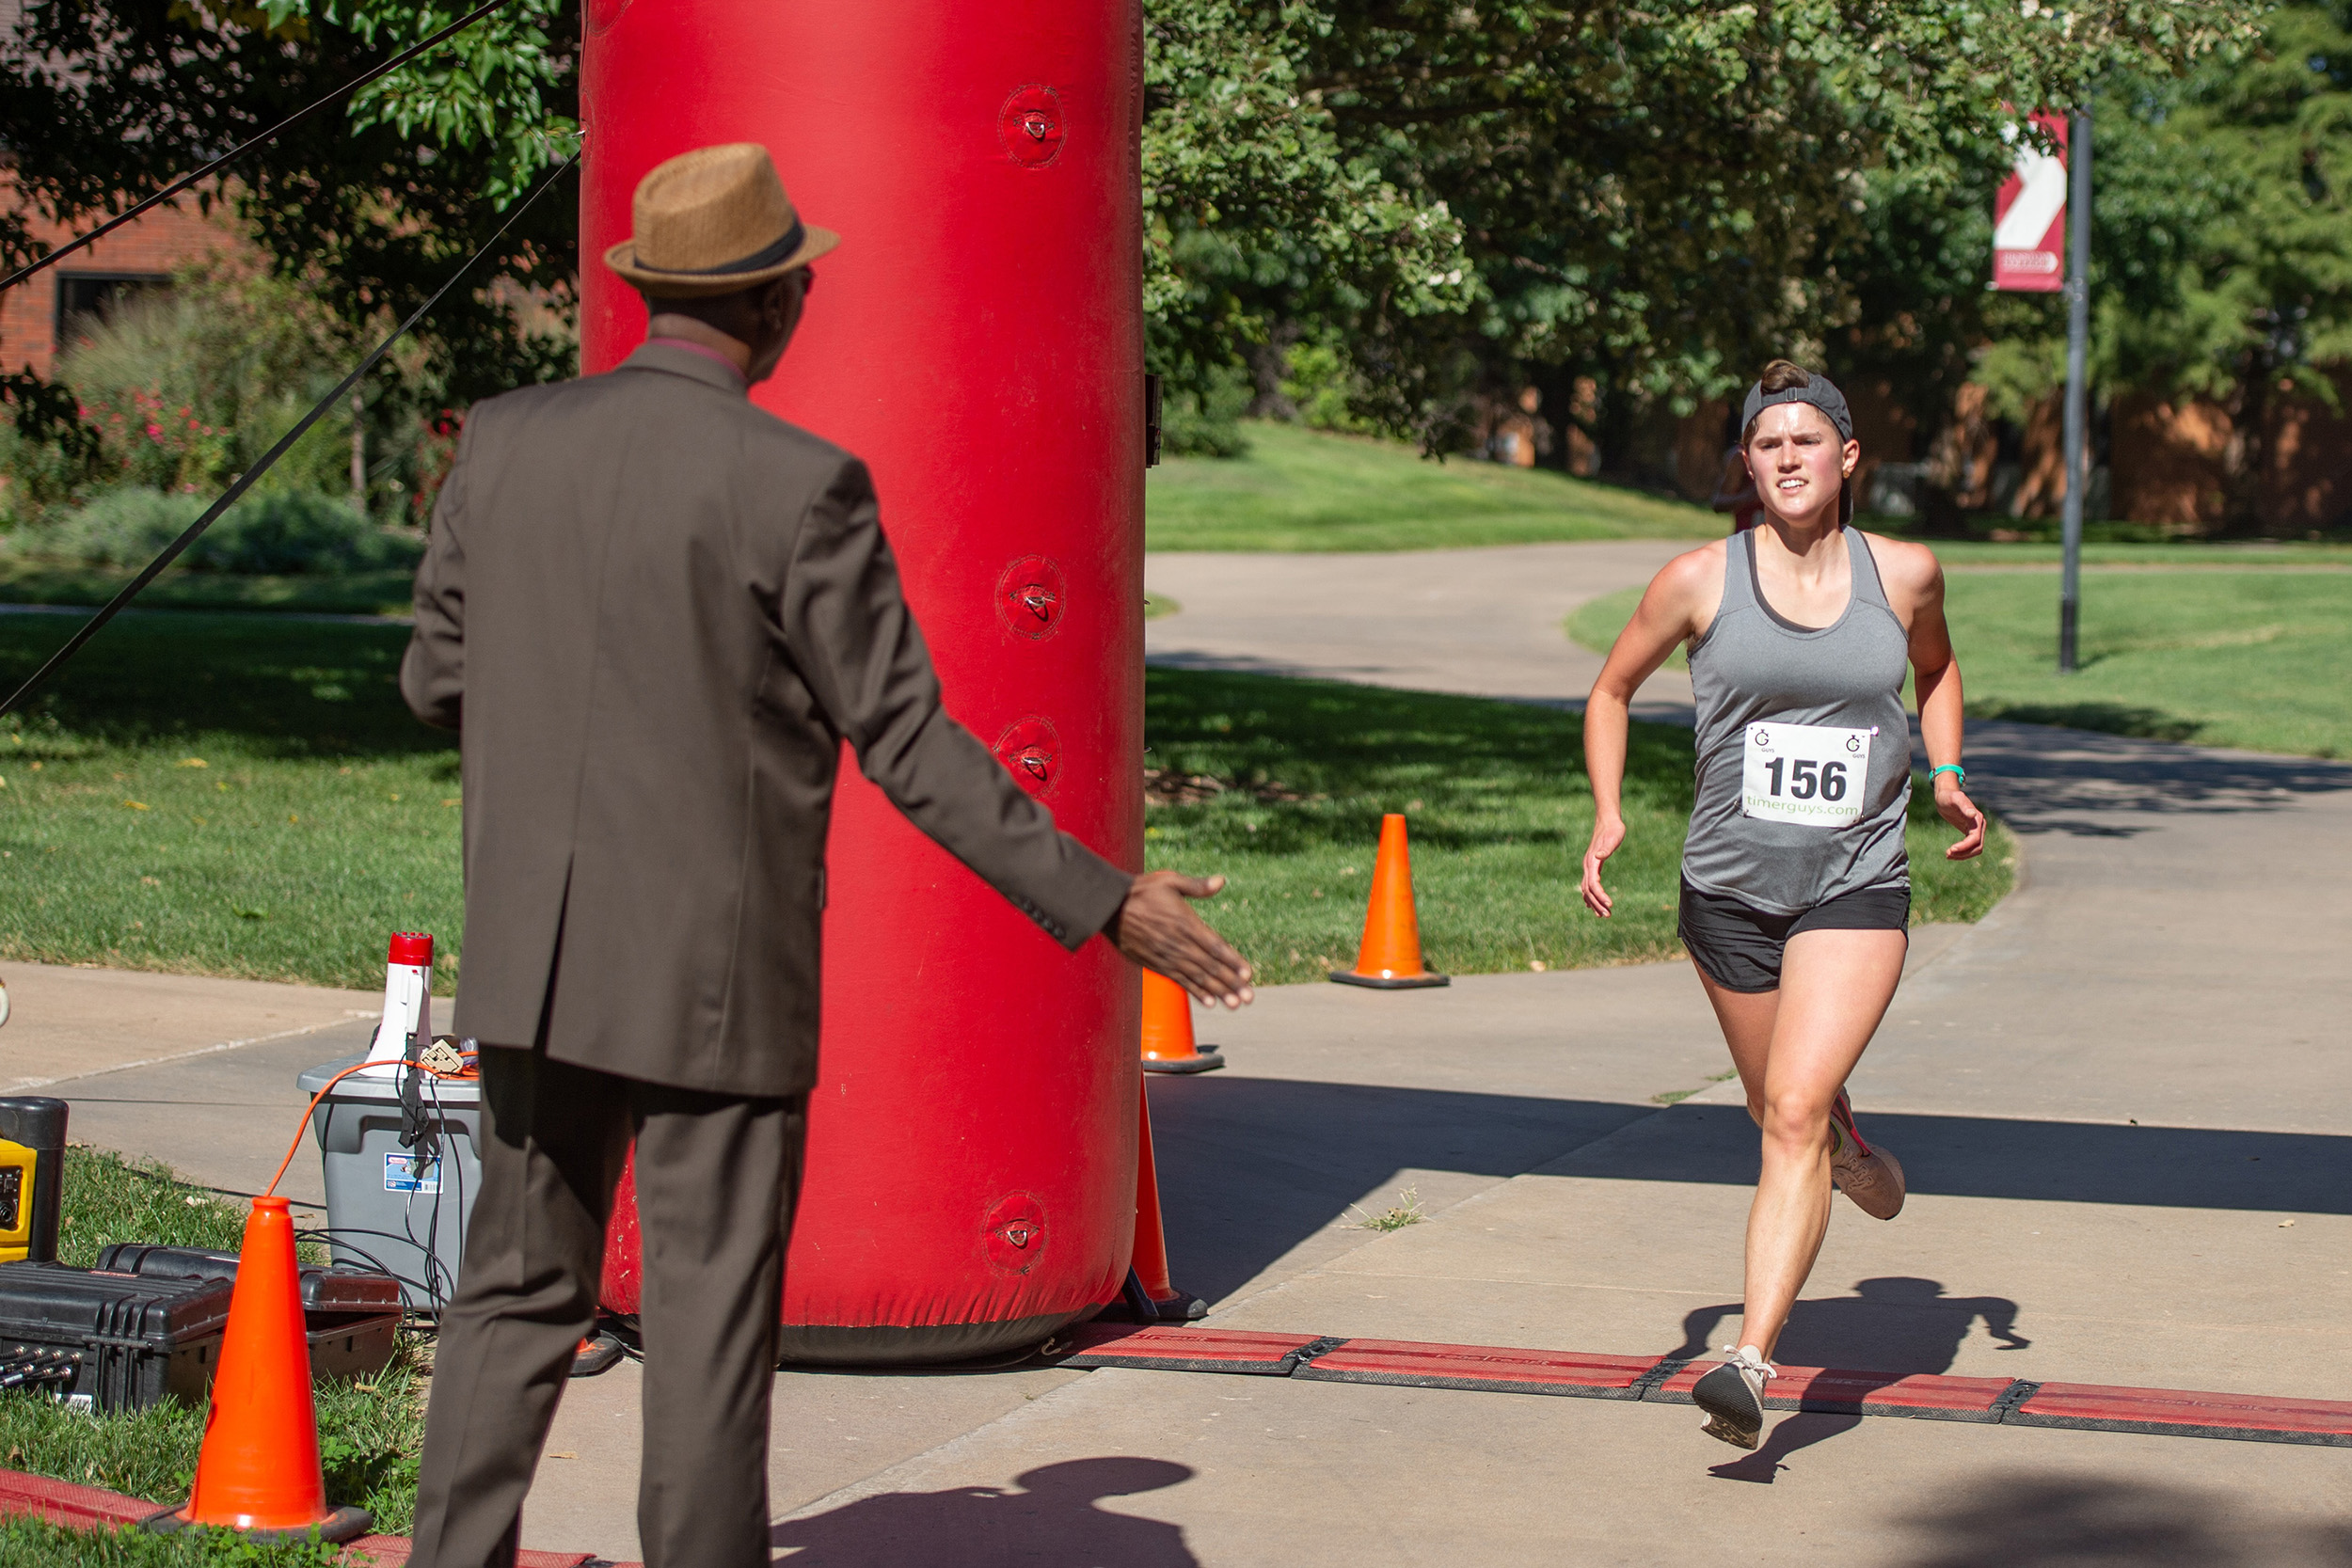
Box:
[1,0,253,380]
[2108,383,2352,534]
[0,172,249,380]
[1661,376,2351,536]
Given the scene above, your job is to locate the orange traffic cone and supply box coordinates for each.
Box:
[1140,967,1223,1073]
[1128,1085,1204,1321]
[144,1196,371,1543]
[1331,813,1449,989]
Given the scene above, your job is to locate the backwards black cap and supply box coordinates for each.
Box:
[1740,372,1852,442]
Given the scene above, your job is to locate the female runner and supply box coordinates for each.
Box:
[1580,359,1986,1451]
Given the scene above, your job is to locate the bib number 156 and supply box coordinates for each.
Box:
[1764,755,1847,800]
[1740,721,1874,828]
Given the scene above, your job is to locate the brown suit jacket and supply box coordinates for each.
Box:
[400,342,1132,1097]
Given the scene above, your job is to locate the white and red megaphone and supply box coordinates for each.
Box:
[358,932,434,1077]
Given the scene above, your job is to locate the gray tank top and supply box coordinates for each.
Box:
[1681,527,1911,913]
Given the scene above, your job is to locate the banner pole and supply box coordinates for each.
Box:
[2058,105,2093,674]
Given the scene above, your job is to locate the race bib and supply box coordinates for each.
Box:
[1741,721,1875,828]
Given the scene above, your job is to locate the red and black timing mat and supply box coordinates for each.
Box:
[1041,1325,2352,1448]
[1042,1323,1344,1377]
[2006,1382,2352,1445]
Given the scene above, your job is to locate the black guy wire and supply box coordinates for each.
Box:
[0,150,577,722]
[0,0,518,295]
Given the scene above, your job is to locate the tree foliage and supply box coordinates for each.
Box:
[1,0,578,404]
[0,0,2267,464]
[1840,3,2352,531]
[1143,2,1476,421]
[1143,0,2254,443]
[2095,1,2352,527]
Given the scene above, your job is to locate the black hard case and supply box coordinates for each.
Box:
[0,1260,230,1412]
[92,1244,403,1380]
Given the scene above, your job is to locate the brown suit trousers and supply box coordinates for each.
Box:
[409,1047,805,1568]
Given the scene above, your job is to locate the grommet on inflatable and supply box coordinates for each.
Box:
[579,1,1148,1363]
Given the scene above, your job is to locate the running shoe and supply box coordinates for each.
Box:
[1691,1345,1776,1450]
[1829,1088,1905,1220]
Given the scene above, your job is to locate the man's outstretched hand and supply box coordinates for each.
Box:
[1109,871,1255,1008]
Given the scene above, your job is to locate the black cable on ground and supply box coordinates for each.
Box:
[0,0,519,295]
[297,1224,452,1307]
[292,1228,408,1286]
[0,149,577,722]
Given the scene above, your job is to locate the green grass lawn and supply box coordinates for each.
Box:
[0,612,462,990]
[0,612,2009,989]
[1148,420,1722,551]
[0,1147,426,1551]
[0,1518,360,1564]
[1894,542,2352,569]
[1854,512,2352,566]
[1143,670,2011,986]
[1566,555,2352,759]
[0,557,417,616]
[5,474,2344,622]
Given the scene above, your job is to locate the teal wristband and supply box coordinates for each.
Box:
[1930,764,1965,784]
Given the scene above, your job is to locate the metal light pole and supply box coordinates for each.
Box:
[2058,106,2092,673]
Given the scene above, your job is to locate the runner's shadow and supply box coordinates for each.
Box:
[768,1457,1198,1566]
[1667,1277,2030,1485]
[1671,1276,2030,1371]
[1706,1412,1861,1484]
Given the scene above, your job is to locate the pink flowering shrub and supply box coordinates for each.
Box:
[73,386,241,494]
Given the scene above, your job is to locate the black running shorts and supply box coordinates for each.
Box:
[1677,880,1910,993]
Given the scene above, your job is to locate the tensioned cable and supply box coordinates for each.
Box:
[0,150,577,721]
[0,0,516,294]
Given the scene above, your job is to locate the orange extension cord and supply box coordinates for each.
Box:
[261,1058,476,1199]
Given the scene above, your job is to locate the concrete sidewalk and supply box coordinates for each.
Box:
[1142,541,1695,719]
[0,963,384,1208]
[755,714,2350,1564]
[741,547,2350,1562]
[0,960,377,1096]
[8,539,2348,1562]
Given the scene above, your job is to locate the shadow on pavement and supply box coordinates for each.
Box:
[1671,1276,2032,1373]
[1151,1077,2352,1308]
[1706,1411,1862,1485]
[1587,1104,2352,1215]
[1147,1075,1647,1305]
[769,1458,1197,1566]
[1931,718,2352,839]
[1895,1475,2352,1568]
[52,1021,377,1206]
[1667,1276,2034,1483]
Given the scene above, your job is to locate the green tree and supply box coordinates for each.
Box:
[1,0,578,404]
[4,0,2256,466]
[1143,0,2253,448]
[2096,1,2352,531]
[1143,2,1475,423]
[1855,3,2352,533]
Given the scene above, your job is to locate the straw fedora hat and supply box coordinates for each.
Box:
[604,144,839,298]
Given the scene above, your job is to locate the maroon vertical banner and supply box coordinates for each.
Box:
[1994,111,2069,293]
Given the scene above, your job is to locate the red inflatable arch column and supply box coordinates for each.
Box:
[578,0,1146,1363]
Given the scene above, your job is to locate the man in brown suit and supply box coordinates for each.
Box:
[401,144,1253,1568]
